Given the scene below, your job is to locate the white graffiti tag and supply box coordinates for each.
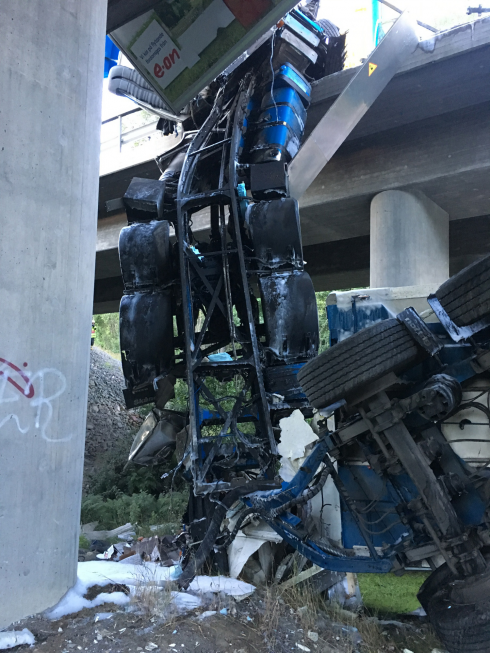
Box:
[0,358,71,442]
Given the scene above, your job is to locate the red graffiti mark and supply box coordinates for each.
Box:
[0,358,35,398]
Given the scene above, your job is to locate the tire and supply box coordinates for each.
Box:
[297,318,424,409]
[259,271,319,362]
[422,563,490,653]
[318,18,341,38]
[119,220,172,290]
[418,562,455,611]
[119,291,174,388]
[435,254,490,327]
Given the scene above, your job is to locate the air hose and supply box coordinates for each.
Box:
[178,480,280,589]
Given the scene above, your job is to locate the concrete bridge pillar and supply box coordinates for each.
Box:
[370,190,449,288]
[0,1,106,627]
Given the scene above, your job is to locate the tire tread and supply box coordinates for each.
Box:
[297,319,422,409]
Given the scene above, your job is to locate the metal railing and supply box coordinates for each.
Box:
[100,107,160,153]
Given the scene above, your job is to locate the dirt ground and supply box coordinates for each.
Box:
[8,586,443,653]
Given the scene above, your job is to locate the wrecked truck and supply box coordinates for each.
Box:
[108,2,490,651]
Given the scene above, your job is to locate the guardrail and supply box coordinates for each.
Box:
[101,107,160,153]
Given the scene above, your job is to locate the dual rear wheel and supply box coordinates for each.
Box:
[297,254,490,653]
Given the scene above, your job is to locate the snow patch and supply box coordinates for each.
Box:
[189,575,255,596]
[0,629,35,649]
[44,561,254,620]
[45,561,180,619]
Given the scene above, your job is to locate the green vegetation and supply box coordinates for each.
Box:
[79,534,91,550]
[96,289,332,359]
[357,572,429,614]
[81,490,189,535]
[93,313,120,355]
[316,290,331,352]
[83,419,189,534]
[85,420,187,498]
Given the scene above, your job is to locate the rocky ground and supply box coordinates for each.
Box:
[6,584,443,653]
[84,348,144,487]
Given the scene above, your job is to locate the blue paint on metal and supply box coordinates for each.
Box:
[453,488,487,527]
[327,302,391,345]
[338,464,415,549]
[270,520,393,573]
[104,36,119,78]
[261,87,307,125]
[274,64,311,105]
[291,8,324,36]
[259,104,304,132]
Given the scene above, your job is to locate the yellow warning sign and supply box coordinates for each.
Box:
[369,62,378,76]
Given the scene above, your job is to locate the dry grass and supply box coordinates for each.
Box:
[254,574,443,653]
[129,564,176,619]
[259,585,283,650]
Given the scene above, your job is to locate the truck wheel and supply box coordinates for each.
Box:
[297,318,424,409]
[421,563,490,653]
[435,254,490,327]
[318,18,340,38]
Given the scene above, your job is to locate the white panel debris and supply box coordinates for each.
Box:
[278,409,318,482]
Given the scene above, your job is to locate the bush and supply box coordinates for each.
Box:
[81,489,189,535]
[93,313,120,355]
[84,420,188,498]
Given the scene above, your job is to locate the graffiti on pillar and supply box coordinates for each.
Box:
[0,357,71,442]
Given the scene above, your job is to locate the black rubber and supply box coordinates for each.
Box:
[297,318,424,409]
[435,254,490,327]
[417,562,455,611]
[426,576,490,652]
[318,18,341,38]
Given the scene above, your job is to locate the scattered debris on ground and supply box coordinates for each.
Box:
[4,559,445,653]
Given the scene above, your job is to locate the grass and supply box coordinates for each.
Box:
[130,566,177,619]
[257,576,442,653]
[357,572,430,614]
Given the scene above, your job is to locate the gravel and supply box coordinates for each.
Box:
[84,348,144,484]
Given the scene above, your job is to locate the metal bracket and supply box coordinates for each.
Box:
[288,10,419,199]
[397,307,443,355]
[427,294,490,342]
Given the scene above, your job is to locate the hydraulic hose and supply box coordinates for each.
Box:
[215,507,260,551]
[269,466,330,519]
[178,480,280,589]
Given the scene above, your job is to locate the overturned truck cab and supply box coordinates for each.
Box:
[108,3,490,651]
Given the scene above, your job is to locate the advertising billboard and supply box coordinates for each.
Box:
[110,0,299,114]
